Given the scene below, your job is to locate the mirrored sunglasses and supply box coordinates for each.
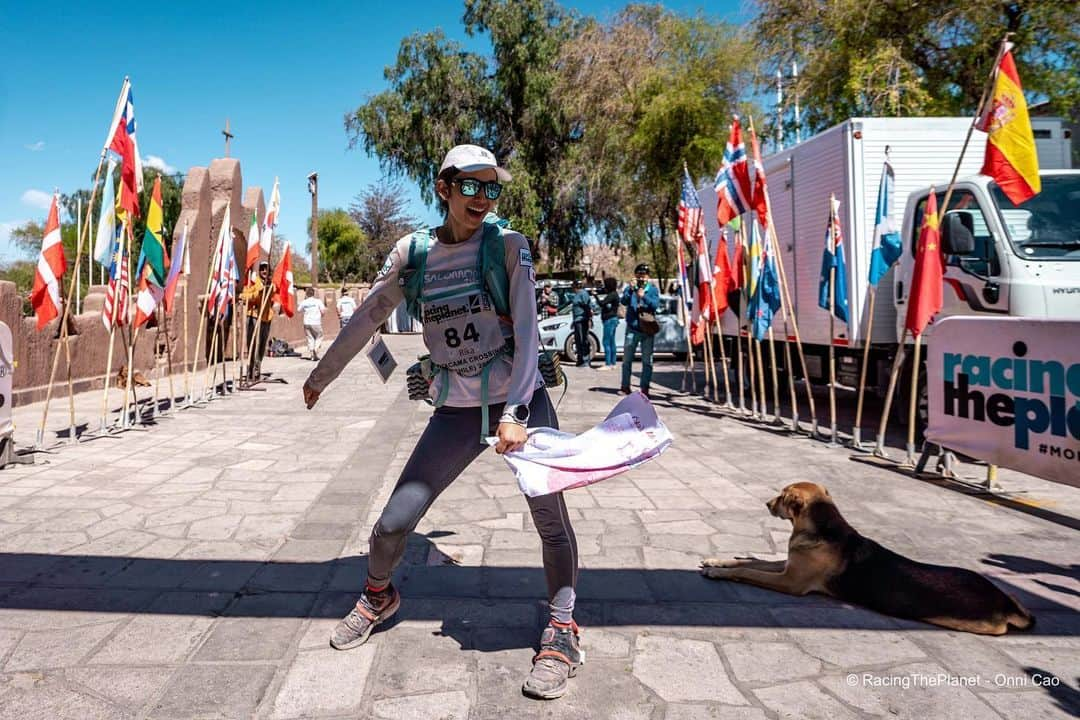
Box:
[453,178,503,200]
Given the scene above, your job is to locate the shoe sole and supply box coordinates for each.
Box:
[522,649,584,700]
[329,594,401,651]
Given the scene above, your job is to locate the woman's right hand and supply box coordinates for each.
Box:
[303,381,321,409]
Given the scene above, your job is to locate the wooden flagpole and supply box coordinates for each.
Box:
[873,329,909,457]
[827,196,839,445]
[98,219,125,431]
[767,327,782,423]
[904,334,924,466]
[122,225,138,428]
[755,338,768,420]
[852,286,877,449]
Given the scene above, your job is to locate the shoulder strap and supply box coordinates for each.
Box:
[401,229,432,322]
[479,220,511,318]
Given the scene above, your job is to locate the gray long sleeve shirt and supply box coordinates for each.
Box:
[305,225,542,408]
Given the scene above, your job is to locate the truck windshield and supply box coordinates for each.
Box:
[992,175,1080,260]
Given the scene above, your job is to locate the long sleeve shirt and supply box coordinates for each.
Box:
[620,282,660,332]
[305,225,542,408]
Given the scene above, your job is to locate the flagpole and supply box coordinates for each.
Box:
[852,286,877,449]
[181,224,191,404]
[161,305,176,414]
[121,223,137,428]
[755,338,768,420]
[149,321,160,420]
[874,329,909,457]
[904,334,924,466]
[767,328,781,424]
[99,219,125,431]
[75,198,82,317]
[780,308,799,431]
[827,196,839,445]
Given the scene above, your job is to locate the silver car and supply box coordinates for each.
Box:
[538,294,688,363]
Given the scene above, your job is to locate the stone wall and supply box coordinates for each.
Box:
[9,158,356,406]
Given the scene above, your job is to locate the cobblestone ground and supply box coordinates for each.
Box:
[0,334,1077,719]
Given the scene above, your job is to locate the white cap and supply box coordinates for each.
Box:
[439,144,512,182]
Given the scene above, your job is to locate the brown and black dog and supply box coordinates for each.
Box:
[701,482,1034,635]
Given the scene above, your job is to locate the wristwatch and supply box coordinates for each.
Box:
[501,403,530,426]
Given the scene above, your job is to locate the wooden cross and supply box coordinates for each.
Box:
[222,118,234,157]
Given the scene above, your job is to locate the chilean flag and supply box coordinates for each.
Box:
[31,194,67,330]
[104,79,143,219]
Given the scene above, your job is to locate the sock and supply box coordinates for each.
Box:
[549,586,576,625]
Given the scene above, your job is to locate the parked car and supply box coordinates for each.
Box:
[538,294,688,363]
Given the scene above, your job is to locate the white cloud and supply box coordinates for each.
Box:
[20,189,53,210]
[145,155,177,174]
[25,141,45,152]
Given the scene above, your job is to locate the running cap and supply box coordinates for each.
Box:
[439,144,512,182]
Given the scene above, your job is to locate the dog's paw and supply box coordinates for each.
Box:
[700,557,746,569]
[700,565,733,580]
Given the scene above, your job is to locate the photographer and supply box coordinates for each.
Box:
[619,263,659,397]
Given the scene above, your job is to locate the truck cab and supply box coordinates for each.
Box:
[894,170,1080,342]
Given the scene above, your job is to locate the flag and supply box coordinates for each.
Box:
[710,227,732,314]
[206,205,236,319]
[133,262,164,328]
[746,218,763,307]
[749,124,769,230]
[272,242,296,318]
[749,224,782,341]
[245,207,260,278]
[817,196,849,323]
[731,229,746,291]
[163,223,187,315]
[102,224,129,331]
[104,79,143,218]
[93,159,118,266]
[139,176,169,286]
[904,191,944,337]
[976,43,1040,205]
[30,194,67,330]
[261,177,280,255]
[868,159,902,286]
[714,116,752,227]
[677,167,703,246]
[679,167,711,344]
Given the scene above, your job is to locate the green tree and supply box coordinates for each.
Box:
[306,209,367,285]
[348,178,418,281]
[754,0,1080,136]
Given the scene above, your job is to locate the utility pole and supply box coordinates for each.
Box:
[222,118,234,157]
[308,172,319,285]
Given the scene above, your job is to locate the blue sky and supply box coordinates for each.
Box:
[0,1,749,263]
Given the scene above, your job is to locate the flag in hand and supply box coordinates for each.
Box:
[93,159,118,267]
[714,116,752,227]
[976,42,1040,205]
[104,79,143,219]
[31,194,67,330]
[817,196,849,323]
[261,177,280,255]
[272,242,296,318]
[904,190,944,337]
[749,123,769,230]
[868,159,902,286]
[163,222,188,315]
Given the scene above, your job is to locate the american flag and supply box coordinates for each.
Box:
[677,166,703,245]
[102,235,129,331]
[714,116,752,227]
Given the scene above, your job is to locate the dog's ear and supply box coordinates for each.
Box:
[786,495,804,517]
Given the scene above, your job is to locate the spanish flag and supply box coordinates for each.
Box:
[977,43,1040,204]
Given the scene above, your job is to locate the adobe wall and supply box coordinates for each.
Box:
[10,158,350,406]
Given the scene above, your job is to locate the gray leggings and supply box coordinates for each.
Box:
[367,389,579,621]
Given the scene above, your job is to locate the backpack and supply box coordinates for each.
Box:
[401,215,511,323]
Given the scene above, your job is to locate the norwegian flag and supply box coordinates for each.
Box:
[102,232,129,331]
[30,194,67,330]
[749,124,769,230]
[714,116,752,227]
[104,79,143,219]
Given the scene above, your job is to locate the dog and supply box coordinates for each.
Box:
[701,482,1033,635]
[115,365,151,389]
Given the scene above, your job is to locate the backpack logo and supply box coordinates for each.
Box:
[519,248,533,267]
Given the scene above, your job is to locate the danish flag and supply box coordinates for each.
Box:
[30,194,67,330]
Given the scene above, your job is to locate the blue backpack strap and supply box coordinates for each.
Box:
[479,221,511,318]
[401,229,432,322]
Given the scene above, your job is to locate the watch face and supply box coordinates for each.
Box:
[514,405,529,421]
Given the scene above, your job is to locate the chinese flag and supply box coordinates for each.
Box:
[904,192,944,337]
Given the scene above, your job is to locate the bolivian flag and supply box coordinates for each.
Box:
[140,176,170,286]
[977,43,1040,204]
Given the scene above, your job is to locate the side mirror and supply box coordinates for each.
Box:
[942,211,975,256]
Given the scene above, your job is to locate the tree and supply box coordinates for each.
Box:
[269,233,312,286]
[306,209,367,285]
[754,0,1080,136]
[346,0,589,265]
[348,178,418,281]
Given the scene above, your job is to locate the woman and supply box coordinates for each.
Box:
[598,276,620,370]
[302,144,581,701]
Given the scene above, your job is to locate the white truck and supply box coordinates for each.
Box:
[702,116,1077,406]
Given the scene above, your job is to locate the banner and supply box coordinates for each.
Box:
[926,317,1080,488]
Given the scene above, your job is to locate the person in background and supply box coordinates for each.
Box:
[540,283,559,318]
[298,287,326,361]
[570,279,593,367]
[598,276,620,371]
[620,263,659,397]
[338,288,357,327]
[240,261,277,379]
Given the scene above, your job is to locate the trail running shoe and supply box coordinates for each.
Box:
[329,584,400,650]
[522,620,584,700]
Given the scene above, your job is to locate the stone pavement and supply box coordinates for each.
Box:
[0,334,1077,719]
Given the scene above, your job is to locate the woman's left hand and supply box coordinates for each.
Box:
[494,422,527,454]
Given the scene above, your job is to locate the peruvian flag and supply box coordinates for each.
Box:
[30,194,67,330]
[104,79,143,219]
[272,242,296,318]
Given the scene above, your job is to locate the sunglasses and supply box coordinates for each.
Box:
[452,177,503,200]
